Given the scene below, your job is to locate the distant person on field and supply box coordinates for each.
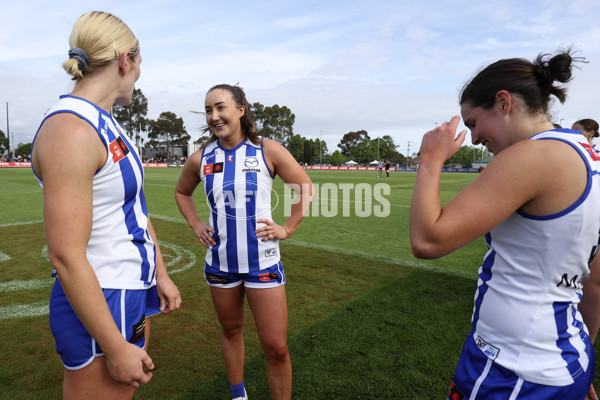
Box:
[385,161,391,177]
[377,159,384,177]
[572,118,599,148]
[175,84,314,400]
[31,11,181,399]
[411,48,600,400]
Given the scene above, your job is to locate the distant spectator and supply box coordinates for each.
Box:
[572,118,599,147]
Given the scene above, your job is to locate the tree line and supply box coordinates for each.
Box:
[1,88,490,166]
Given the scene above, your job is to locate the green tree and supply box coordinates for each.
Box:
[330,150,345,166]
[112,88,149,147]
[148,112,190,160]
[383,149,404,165]
[0,129,8,156]
[286,134,304,163]
[375,135,397,160]
[15,142,32,158]
[447,145,490,167]
[314,138,328,163]
[350,139,373,163]
[338,130,370,156]
[252,102,295,146]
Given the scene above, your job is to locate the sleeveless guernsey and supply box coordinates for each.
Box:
[200,138,280,273]
[32,95,156,289]
[471,129,600,385]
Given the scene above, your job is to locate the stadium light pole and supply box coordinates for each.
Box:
[6,102,11,159]
[319,130,323,165]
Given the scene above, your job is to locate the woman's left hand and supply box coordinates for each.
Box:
[256,219,291,241]
[156,275,181,313]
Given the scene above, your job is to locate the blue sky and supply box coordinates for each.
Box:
[1,0,599,156]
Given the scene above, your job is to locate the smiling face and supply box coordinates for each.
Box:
[461,101,511,155]
[205,88,245,148]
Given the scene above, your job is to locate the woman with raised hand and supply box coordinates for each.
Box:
[411,48,598,399]
[31,11,180,399]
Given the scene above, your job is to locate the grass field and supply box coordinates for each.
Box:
[1,167,597,399]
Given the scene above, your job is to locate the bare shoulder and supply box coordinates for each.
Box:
[482,138,587,215]
[495,137,585,171]
[36,113,103,152]
[33,113,105,177]
[262,137,287,154]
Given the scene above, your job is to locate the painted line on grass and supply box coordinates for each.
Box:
[148,214,477,280]
[0,301,49,320]
[0,250,10,262]
[284,239,478,280]
[0,218,198,320]
[0,220,44,228]
[1,215,476,321]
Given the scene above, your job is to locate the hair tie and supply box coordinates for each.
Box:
[68,48,90,74]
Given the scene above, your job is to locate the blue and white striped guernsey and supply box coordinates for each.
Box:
[470,129,600,386]
[200,138,280,273]
[32,95,157,290]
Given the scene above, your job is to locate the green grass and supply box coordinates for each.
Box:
[2,167,595,399]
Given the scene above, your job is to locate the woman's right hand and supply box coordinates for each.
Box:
[419,116,467,164]
[105,342,154,388]
[194,221,216,248]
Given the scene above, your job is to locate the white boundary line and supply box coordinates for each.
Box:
[0,216,477,321]
[0,220,44,228]
[148,214,476,280]
[0,219,197,320]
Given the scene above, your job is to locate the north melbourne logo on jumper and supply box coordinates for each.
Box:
[109,136,130,163]
[203,162,224,176]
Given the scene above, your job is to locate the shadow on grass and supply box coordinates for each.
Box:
[175,269,475,400]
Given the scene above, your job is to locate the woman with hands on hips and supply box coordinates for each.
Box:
[175,84,313,400]
[411,48,600,399]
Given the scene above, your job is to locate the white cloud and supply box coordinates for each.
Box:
[2,0,600,154]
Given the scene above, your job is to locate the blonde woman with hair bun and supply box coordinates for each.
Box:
[31,11,181,399]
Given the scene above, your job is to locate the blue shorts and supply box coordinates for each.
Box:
[204,261,286,289]
[49,278,161,370]
[448,332,595,400]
